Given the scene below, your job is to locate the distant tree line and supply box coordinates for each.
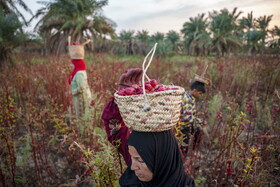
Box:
[115,8,280,57]
[0,0,279,66]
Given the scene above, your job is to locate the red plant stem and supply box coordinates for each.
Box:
[210,119,223,150]
[2,135,16,186]
[90,109,97,149]
[89,131,93,149]
[209,129,241,183]
[211,132,240,176]
[28,122,42,183]
[2,91,17,186]
[39,125,51,171]
[35,130,48,172]
[264,74,273,103]
[0,165,6,187]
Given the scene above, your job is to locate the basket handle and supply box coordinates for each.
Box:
[68,36,91,46]
[68,36,71,47]
[82,39,91,45]
[201,64,208,78]
[141,43,158,111]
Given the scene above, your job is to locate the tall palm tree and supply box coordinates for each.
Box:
[135,30,150,55]
[150,32,165,43]
[150,32,170,55]
[0,0,32,25]
[246,29,266,55]
[209,8,242,57]
[118,30,135,54]
[256,15,273,48]
[268,26,280,51]
[33,0,116,55]
[166,30,180,52]
[136,30,150,43]
[181,13,211,56]
[238,12,269,55]
[0,6,28,66]
[256,15,273,30]
[239,11,254,30]
[239,11,255,45]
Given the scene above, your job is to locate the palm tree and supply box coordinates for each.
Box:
[33,0,116,55]
[150,32,165,43]
[0,6,28,67]
[136,30,150,43]
[256,15,273,48]
[150,32,171,55]
[256,15,273,30]
[239,11,254,30]
[181,13,211,56]
[118,30,135,54]
[166,30,180,52]
[268,26,280,53]
[239,11,255,46]
[209,8,242,57]
[238,12,270,55]
[135,30,150,55]
[246,29,266,55]
[0,0,32,25]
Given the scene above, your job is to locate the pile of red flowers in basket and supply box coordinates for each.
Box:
[117,79,179,96]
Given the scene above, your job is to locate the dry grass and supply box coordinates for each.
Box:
[0,53,279,186]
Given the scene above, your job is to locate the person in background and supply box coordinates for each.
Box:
[101,68,142,166]
[178,81,207,155]
[68,41,92,116]
[119,130,195,187]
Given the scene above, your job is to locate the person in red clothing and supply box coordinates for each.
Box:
[101,68,143,165]
[68,39,92,116]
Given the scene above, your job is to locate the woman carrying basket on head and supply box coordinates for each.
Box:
[102,68,143,166]
[68,37,92,116]
[103,68,195,186]
[104,44,195,186]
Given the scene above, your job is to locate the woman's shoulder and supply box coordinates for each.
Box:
[75,70,86,75]
[72,71,87,81]
[74,70,87,77]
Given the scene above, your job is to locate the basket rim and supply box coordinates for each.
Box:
[69,45,84,48]
[114,85,184,132]
[114,85,185,98]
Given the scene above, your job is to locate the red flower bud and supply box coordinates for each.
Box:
[145,83,153,91]
[125,87,135,95]
[118,88,126,96]
[149,79,158,87]
[227,168,233,176]
[9,108,16,112]
[71,42,79,45]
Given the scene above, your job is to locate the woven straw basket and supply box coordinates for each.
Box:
[114,86,184,132]
[68,36,91,59]
[114,43,185,132]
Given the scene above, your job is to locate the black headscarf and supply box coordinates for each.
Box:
[119,130,195,187]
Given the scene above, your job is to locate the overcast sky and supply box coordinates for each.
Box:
[24,0,280,34]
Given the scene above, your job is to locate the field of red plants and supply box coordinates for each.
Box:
[0,53,279,186]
